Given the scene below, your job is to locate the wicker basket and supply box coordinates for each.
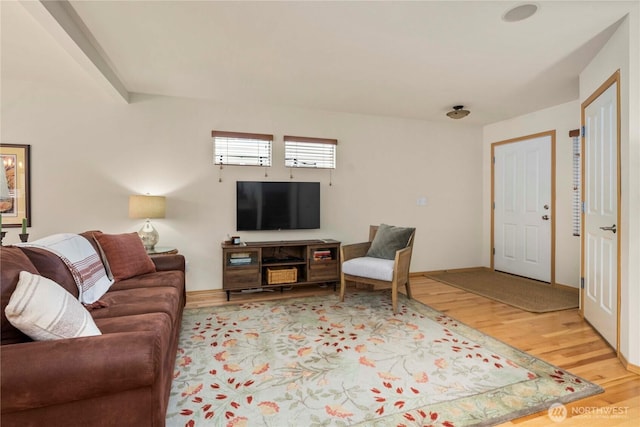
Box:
[267,267,297,284]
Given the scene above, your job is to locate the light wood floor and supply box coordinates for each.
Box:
[185,275,639,426]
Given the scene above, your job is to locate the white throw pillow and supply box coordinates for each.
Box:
[5,271,102,341]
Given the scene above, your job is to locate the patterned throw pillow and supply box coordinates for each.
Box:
[5,271,102,341]
[95,232,156,281]
[366,224,415,260]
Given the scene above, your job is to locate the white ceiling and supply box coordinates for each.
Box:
[1,1,636,125]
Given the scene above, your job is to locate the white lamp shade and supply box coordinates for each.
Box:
[129,195,166,219]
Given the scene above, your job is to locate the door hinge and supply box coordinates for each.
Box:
[581,126,585,137]
[582,201,586,214]
[493,202,495,210]
[493,156,495,164]
[581,277,584,289]
[493,248,495,255]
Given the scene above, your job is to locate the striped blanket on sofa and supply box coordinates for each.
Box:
[18,233,114,304]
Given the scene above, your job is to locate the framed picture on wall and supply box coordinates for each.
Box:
[0,144,31,228]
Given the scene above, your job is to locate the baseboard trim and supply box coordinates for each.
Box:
[619,353,640,375]
[187,289,225,297]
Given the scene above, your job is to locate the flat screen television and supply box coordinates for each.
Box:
[236,181,320,231]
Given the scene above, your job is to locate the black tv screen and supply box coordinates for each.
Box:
[236,181,320,231]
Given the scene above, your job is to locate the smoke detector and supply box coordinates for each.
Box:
[446,105,470,119]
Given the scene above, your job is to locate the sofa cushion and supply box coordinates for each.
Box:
[366,224,415,260]
[342,256,395,282]
[1,246,39,344]
[95,233,156,281]
[5,271,102,341]
[95,312,172,336]
[110,270,185,293]
[89,286,182,326]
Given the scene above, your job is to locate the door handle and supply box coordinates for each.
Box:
[599,224,617,234]
[542,215,549,220]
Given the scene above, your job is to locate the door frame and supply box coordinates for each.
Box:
[491,130,556,285]
[580,70,621,353]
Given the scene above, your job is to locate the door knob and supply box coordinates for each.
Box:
[543,204,549,210]
[542,215,550,220]
[599,224,617,234]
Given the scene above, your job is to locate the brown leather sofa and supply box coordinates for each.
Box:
[0,231,186,427]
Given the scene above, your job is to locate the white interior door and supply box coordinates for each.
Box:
[583,80,618,349]
[494,135,552,282]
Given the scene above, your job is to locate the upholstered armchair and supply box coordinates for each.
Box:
[340,224,416,314]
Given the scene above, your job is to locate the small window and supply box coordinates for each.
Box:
[212,131,272,167]
[284,135,337,169]
[571,131,581,236]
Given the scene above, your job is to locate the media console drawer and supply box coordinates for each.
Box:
[224,268,261,289]
[308,262,338,281]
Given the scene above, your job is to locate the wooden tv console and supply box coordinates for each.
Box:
[221,239,341,300]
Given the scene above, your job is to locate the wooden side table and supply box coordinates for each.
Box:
[146,246,178,256]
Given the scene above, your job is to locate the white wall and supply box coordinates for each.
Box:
[579,9,640,369]
[1,80,484,292]
[482,101,581,288]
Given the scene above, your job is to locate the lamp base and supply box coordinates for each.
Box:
[138,220,159,251]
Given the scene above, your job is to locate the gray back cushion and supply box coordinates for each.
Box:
[366,224,415,260]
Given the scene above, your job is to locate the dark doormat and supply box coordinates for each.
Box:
[425,268,579,313]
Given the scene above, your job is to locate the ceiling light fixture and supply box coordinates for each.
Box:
[502,3,539,22]
[446,105,470,119]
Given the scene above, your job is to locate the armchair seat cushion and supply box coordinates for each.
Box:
[342,256,395,282]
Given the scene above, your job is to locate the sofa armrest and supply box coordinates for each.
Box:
[151,254,185,272]
[1,331,161,413]
[341,242,372,262]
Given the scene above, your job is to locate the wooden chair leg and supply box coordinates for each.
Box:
[405,277,412,299]
[391,280,398,314]
[339,273,346,302]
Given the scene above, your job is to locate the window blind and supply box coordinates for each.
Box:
[212,131,272,167]
[284,135,337,169]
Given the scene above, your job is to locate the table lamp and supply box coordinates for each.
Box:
[129,195,166,250]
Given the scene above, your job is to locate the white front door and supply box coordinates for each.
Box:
[493,134,553,282]
[583,77,619,349]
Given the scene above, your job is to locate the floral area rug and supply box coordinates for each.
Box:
[167,292,602,426]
